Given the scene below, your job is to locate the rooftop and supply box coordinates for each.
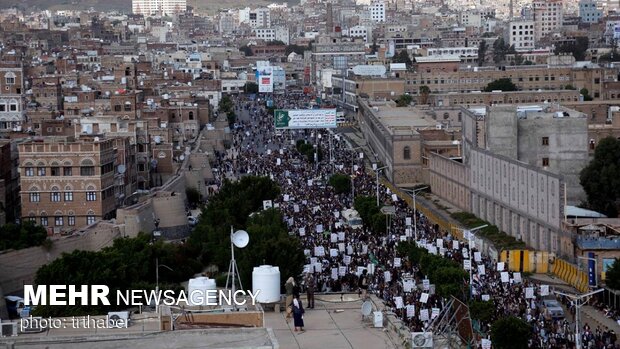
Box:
[363,101,438,136]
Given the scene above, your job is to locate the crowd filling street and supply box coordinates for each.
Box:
[210,93,619,349]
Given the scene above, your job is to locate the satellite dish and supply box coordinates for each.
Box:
[179,155,185,161]
[232,230,249,248]
[117,164,126,174]
[154,136,162,144]
[361,301,373,316]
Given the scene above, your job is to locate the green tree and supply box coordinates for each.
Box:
[469,300,495,323]
[478,40,488,66]
[392,50,412,67]
[185,187,201,206]
[329,173,352,194]
[219,95,234,114]
[580,88,593,101]
[244,82,259,94]
[490,316,532,349]
[354,196,380,226]
[0,221,48,251]
[605,258,620,289]
[370,39,379,54]
[484,78,518,92]
[555,37,589,61]
[395,94,413,107]
[268,40,286,46]
[370,212,387,234]
[580,137,620,217]
[419,85,431,105]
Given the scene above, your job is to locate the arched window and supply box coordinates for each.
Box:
[189,111,194,120]
[403,146,411,160]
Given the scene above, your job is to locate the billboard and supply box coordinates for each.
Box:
[257,66,273,93]
[274,109,337,129]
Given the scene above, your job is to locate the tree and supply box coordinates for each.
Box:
[395,94,413,107]
[0,221,48,251]
[419,85,431,105]
[580,88,593,101]
[329,174,352,194]
[185,187,201,207]
[554,37,589,61]
[244,82,258,94]
[580,137,620,217]
[240,45,253,56]
[493,38,509,63]
[469,300,495,323]
[490,316,532,349]
[606,258,620,290]
[370,39,379,55]
[285,44,307,55]
[354,196,380,227]
[392,50,412,67]
[478,40,488,66]
[268,40,286,46]
[484,78,518,92]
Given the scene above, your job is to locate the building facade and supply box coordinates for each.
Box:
[132,0,187,16]
[533,0,563,41]
[508,20,536,50]
[0,62,25,132]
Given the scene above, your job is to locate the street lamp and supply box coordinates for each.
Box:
[372,164,388,207]
[155,257,173,313]
[402,186,429,241]
[455,224,488,299]
[349,146,365,200]
[554,288,604,349]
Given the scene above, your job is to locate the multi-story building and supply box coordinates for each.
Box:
[311,36,366,76]
[0,61,25,132]
[508,19,536,50]
[254,26,290,44]
[249,8,271,28]
[533,0,563,41]
[579,0,603,23]
[369,1,386,22]
[18,136,118,232]
[219,12,237,34]
[0,140,20,225]
[132,0,187,16]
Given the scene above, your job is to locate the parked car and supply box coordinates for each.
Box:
[542,298,565,319]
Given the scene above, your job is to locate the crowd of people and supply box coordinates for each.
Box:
[210,92,618,348]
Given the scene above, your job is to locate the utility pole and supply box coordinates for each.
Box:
[373,164,388,207]
[554,288,604,349]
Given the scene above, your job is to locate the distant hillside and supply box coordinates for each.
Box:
[0,0,297,13]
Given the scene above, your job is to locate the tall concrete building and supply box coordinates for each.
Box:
[249,8,271,28]
[369,0,386,22]
[579,0,603,23]
[0,61,25,132]
[533,0,563,41]
[508,19,536,49]
[132,0,187,16]
[18,136,118,232]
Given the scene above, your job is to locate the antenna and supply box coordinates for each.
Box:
[226,227,249,307]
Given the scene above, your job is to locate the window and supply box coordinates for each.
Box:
[41,216,48,226]
[87,215,96,225]
[124,104,132,112]
[86,191,97,201]
[63,167,72,176]
[114,105,122,112]
[81,166,95,176]
[542,157,549,166]
[29,193,40,202]
[189,111,194,120]
[9,103,17,111]
[55,216,64,226]
[542,137,549,146]
[51,167,60,176]
[403,146,411,160]
[64,192,73,201]
[0,104,5,111]
[37,167,46,176]
[51,192,61,202]
[5,76,15,85]
[25,167,34,176]
[68,216,75,226]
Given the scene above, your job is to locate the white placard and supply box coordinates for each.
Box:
[481,339,492,349]
[283,194,290,201]
[354,165,359,172]
[474,252,482,262]
[525,287,535,299]
[362,245,368,254]
[394,258,401,267]
[338,243,345,252]
[316,224,324,233]
[338,232,345,241]
[404,280,414,292]
[439,247,445,256]
[263,200,273,210]
[304,249,310,256]
[314,263,322,273]
[514,272,522,283]
[420,293,429,303]
[331,234,338,243]
[314,246,325,257]
[463,259,471,270]
[330,248,338,257]
[540,285,549,296]
[294,204,300,213]
[274,203,280,208]
[359,152,364,159]
[392,194,398,202]
[279,149,284,155]
[339,266,347,276]
[419,309,429,321]
[406,305,415,318]
[436,239,443,249]
[384,271,391,283]
[423,279,430,290]
[497,262,505,271]
[267,149,272,155]
[344,255,352,265]
[303,264,311,273]
[299,227,306,236]
[453,240,459,250]
[276,158,281,166]
[310,257,318,264]
[406,217,412,226]
[431,308,440,319]
[357,266,365,276]
[462,248,469,258]
[481,294,490,301]
[334,211,340,218]
[331,268,338,280]
[429,246,438,255]
[308,179,313,186]
[501,272,510,283]
[347,244,353,255]
[478,265,486,275]
[394,296,404,309]
[400,235,407,241]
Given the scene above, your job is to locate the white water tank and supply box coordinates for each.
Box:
[187,277,216,305]
[252,265,280,303]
